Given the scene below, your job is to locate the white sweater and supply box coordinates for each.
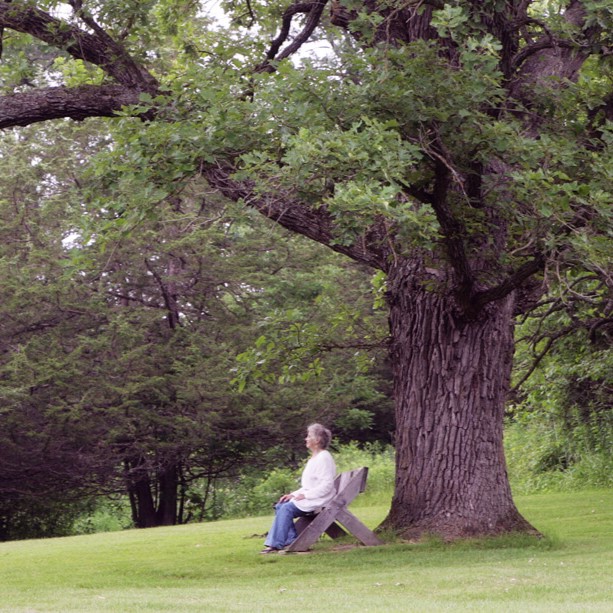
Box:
[291,450,337,512]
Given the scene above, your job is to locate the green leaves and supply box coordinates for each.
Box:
[231,323,325,392]
[431,4,469,39]
[242,114,438,246]
[583,0,613,33]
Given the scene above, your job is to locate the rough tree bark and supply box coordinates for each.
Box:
[0,85,143,128]
[124,458,181,527]
[383,259,535,538]
[125,458,157,528]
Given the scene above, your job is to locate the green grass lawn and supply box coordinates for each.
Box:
[0,490,611,612]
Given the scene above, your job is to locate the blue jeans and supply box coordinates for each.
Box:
[264,501,310,549]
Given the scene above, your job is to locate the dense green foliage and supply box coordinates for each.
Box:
[511,268,612,493]
[0,120,391,540]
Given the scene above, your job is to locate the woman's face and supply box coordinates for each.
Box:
[305,430,320,452]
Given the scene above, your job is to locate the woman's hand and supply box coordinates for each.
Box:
[278,493,306,502]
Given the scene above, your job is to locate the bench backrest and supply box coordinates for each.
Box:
[331,466,369,508]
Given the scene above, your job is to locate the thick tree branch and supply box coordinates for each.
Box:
[508,1,592,106]
[475,254,546,308]
[429,158,477,309]
[204,162,388,270]
[255,0,328,73]
[265,2,314,60]
[0,2,157,90]
[511,37,578,72]
[0,84,143,128]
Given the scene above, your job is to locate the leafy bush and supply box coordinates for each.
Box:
[0,498,93,542]
[333,441,395,507]
[505,418,613,495]
[72,501,133,535]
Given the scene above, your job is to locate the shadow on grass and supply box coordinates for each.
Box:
[279,529,559,561]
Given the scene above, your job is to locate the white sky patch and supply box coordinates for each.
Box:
[62,231,81,249]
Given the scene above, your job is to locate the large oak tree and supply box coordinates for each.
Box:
[1,0,611,539]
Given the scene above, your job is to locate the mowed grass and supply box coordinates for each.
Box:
[0,490,611,612]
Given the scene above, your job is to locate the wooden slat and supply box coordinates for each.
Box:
[359,466,369,493]
[335,508,383,546]
[295,516,347,539]
[287,505,342,551]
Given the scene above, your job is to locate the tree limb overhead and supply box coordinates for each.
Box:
[203,161,388,270]
[0,2,157,90]
[0,85,143,129]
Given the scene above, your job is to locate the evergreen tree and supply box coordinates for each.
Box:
[0,120,387,535]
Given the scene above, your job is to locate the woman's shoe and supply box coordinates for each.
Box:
[259,546,280,554]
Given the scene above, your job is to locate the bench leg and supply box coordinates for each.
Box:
[336,508,383,546]
[294,516,314,535]
[295,515,347,539]
[286,507,340,552]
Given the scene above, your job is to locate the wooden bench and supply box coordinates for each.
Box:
[286,466,383,552]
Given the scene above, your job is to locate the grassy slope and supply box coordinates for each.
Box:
[0,490,611,612]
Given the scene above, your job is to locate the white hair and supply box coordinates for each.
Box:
[307,423,332,449]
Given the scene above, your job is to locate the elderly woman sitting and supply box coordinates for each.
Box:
[260,423,336,554]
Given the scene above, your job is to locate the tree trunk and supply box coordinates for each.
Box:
[381,259,537,539]
[128,477,157,528]
[155,464,179,526]
[125,458,157,528]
